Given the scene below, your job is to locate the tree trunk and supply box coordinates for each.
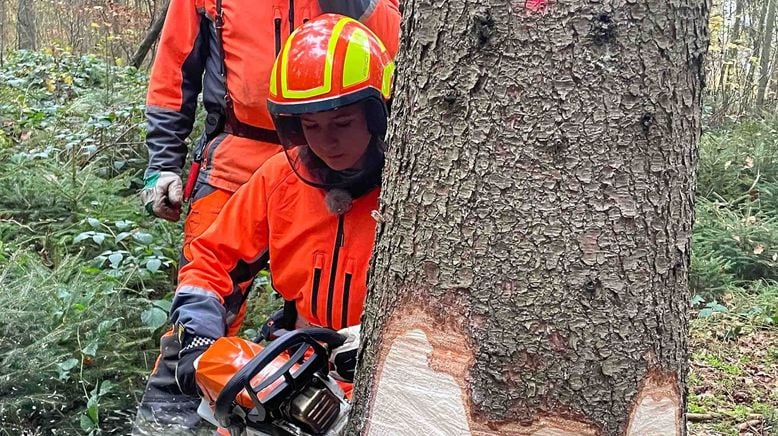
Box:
[756,0,776,109]
[16,0,36,50]
[130,0,169,69]
[765,42,778,107]
[743,0,770,112]
[1,0,6,67]
[718,0,745,111]
[348,0,708,434]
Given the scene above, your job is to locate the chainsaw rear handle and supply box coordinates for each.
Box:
[214,328,346,428]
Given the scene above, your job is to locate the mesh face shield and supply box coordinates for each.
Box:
[281,136,385,194]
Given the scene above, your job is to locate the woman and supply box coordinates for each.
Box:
[169,13,395,396]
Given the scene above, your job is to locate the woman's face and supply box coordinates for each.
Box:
[300,103,371,171]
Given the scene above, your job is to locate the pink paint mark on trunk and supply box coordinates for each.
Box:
[525,0,548,13]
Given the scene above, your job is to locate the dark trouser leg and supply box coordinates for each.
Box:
[133,184,234,434]
[133,331,203,434]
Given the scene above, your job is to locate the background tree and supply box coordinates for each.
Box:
[755,0,776,110]
[1,0,162,68]
[716,0,743,110]
[130,0,169,68]
[15,0,35,50]
[1,0,5,66]
[348,0,708,434]
[706,0,778,120]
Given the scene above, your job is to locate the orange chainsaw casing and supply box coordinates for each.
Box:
[195,336,353,411]
[195,336,295,409]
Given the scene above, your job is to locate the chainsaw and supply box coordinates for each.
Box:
[195,328,351,436]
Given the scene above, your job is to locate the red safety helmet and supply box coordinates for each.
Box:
[267,13,395,146]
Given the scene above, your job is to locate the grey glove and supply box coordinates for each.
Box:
[329,325,360,382]
[141,171,183,222]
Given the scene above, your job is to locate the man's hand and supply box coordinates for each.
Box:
[329,325,360,382]
[141,171,183,221]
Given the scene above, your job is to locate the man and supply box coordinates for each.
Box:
[135,1,399,431]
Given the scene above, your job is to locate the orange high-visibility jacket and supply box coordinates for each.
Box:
[144,0,400,192]
[171,151,379,342]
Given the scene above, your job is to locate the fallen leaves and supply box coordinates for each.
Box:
[688,315,777,435]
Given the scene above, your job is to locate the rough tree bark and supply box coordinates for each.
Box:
[16,0,36,50]
[755,0,776,109]
[348,0,708,434]
[130,0,170,69]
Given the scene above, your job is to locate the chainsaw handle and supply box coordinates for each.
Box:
[271,327,347,348]
[213,328,344,428]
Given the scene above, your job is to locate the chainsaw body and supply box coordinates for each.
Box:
[195,328,350,435]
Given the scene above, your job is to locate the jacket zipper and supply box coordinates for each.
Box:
[289,0,295,32]
[326,215,345,327]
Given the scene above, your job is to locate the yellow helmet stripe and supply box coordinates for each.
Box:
[342,28,371,88]
[280,17,356,99]
[270,57,279,97]
[381,61,395,99]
